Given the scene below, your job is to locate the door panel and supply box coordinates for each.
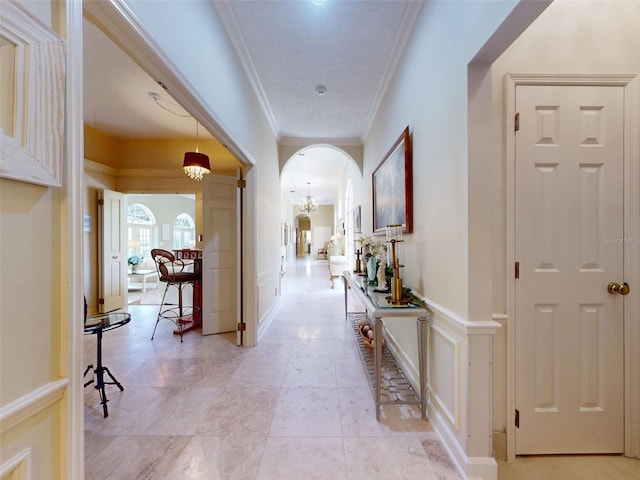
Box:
[98,189,126,313]
[202,175,238,335]
[515,85,624,454]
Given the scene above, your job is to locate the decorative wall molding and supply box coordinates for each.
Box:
[256,269,281,335]
[0,1,65,187]
[0,379,68,435]
[387,291,500,479]
[428,321,461,429]
[0,447,32,480]
[84,159,118,176]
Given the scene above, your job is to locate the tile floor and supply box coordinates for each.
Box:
[84,255,640,479]
[84,256,458,479]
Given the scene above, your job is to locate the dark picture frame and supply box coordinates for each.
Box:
[372,126,412,234]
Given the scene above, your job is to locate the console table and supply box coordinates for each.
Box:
[343,271,429,420]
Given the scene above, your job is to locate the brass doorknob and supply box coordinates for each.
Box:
[608,282,630,295]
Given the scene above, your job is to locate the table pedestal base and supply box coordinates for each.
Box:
[84,329,124,418]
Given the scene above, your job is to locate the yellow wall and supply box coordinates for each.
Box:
[0,3,68,478]
[84,124,240,171]
[84,125,119,167]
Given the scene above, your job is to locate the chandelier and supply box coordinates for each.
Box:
[299,182,318,216]
[183,120,211,181]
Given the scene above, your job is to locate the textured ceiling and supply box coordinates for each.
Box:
[223,0,413,140]
[83,0,420,205]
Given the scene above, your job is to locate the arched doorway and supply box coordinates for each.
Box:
[296,214,311,256]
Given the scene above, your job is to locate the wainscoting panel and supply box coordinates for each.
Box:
[256,269,280,327]
[429,322,461,429]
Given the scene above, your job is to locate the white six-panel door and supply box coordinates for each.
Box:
[201,174,238,335]
[515,85,625,454]
[98,189,126,313]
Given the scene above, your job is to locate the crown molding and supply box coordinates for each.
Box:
[279,137,362,147]
[212,0,281,141]
[362,0,425,139]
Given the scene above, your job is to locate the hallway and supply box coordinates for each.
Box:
[84,255,459,479]
[84,255,640,479]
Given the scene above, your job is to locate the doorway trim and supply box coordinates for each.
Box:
[505,73,640,460]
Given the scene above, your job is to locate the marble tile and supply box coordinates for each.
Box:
[256,436,347,480]
[290,337,335,359]
[343,436,460,480]
[196,385,280,437]
[84,434,191,480]
[228,355,289,387]
[282,357,338,388]
[163,435,267,480]
[269,386,342,437]
[85,257,466,480]
[335,357,370,388]
[242,337,294,359]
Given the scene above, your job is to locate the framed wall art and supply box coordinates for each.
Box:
[0,2,65,187]
[353,205,362,233]
[372,126,412,234]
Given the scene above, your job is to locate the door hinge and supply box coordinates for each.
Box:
[515,261,520,279]
[98,298,104,305]
[237,322,246,331]
[515,113,520,132]
[237,179,246,188]
[98,198,104,206]
[515,409,520,428]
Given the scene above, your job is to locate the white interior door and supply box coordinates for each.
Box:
[202,174,238,335]
[515,84,625,454]
[98,189,126,313]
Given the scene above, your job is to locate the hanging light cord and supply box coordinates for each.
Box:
[148,91,191,118]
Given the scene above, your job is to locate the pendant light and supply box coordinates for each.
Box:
[183,120,211,181]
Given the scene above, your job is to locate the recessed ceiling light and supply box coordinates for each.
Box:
[315,85,327,96]
[310,0,327,6]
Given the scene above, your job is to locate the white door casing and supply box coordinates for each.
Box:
[202,174,238,336]
[98,189,126,313]
[514,84,625,454]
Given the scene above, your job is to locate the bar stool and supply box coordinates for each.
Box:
[150,248,200,342]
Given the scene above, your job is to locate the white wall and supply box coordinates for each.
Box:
[365,0,519,317]
[361,2,526,477]
[489,0,640,448]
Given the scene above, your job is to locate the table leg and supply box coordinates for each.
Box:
[343,276,348,321]
[417,316,428,419]
[374,315,382,420]
[94,329,109,417]
[91,329,124,418]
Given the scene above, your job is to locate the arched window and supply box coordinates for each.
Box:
[127,203,156,261]
[174,213,196,249]
[345,179,354,262]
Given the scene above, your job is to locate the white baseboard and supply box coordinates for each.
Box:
[428,401,498,480]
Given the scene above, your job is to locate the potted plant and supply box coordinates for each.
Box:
[127,255,144,273]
